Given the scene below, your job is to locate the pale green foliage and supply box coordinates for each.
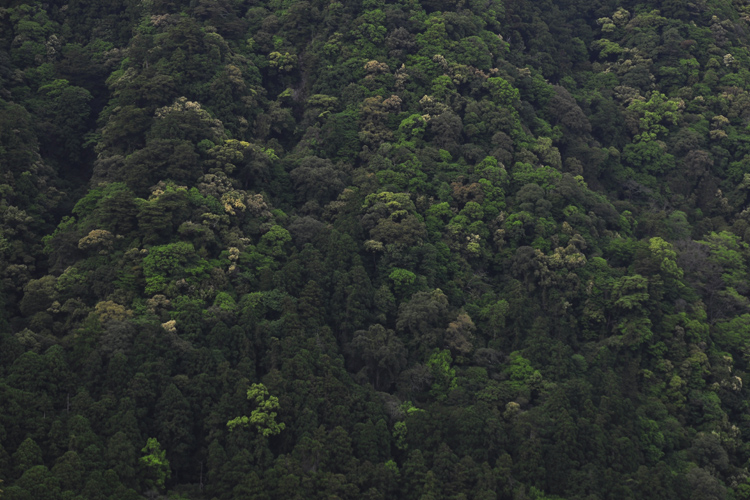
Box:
[213,291,237,311]
[511,162,562,188]
[700,231,749,288]
[393,401,424,450]
[228,383,286,437]
[398,114,428,141]
[426,349,457,400]
[389,268,416,293]
[485,77,520,106]
[627,92,683,142]
[649,237,683,279]
[639,417,666,463]
[613,275,650,310]
[258,225,292,257]
[591,38,623,58]
[506,351,542,390]
[268,51,297,71]
[399,400,424,416]
[142,241,207,295]
[139,438,170,490]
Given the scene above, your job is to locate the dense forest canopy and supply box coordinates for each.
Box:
[4,0,750,498]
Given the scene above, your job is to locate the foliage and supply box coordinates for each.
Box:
[5,0,750,498]
[139,438,171,491]
[227,383,286,437]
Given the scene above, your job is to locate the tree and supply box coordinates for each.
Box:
[485,77,520,107]
[351,324,408,390]
[106,432,137,487]
[50,451,84,492]
[626,92,683,143]
[122,139,201,192]
[396,289,451,355]
[402,449,428,498]
[258,225,292,259]
[150,97,225,144]
[139,438,171,491]
[611,274,654,347]
[155,383,194,476]
[36,79,93,164]
[684,466,726,500]
[548,85,591,134]
[289,156,348,207]
[481,299,509,342]
[445,311,476,357]
[12,438,43,478]
[14,465,61,500]
[426,349,457,401]
[227,383,285,437]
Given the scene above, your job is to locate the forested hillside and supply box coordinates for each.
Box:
[4,0,750,498]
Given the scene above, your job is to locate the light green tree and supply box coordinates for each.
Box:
[485,77,520,106]
[627,91,683,142]
[393,401,424,450]
[649,237,683,279]
[482,299,509,340]
[139,438,171,491]
[426,349,457,400]
[228,383,285,437]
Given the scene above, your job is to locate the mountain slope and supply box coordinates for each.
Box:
[3,1,750,499]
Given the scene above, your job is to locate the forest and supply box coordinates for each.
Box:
[3,0,750,498]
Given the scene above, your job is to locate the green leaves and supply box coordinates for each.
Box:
[510,162,562,189]
[227,383,286,437]
[505,351,541,391]
[258,225,292,258]
[398,114,428,142]
[139,438,170,491]
[648,237,683,280]
[142,242,209,295]
[612,275,650,311]
[389,268,417,295]
[485,77,520,107]
[8,1,750,498]
[626,92,683,143]
[426,349,456,400]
